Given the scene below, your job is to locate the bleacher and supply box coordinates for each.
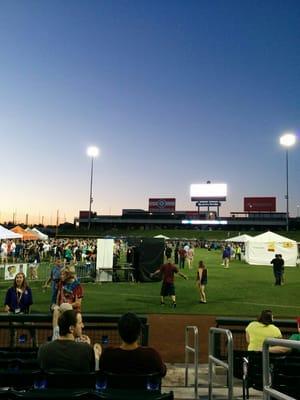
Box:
[0,314,299,399]
[0,313,173,400]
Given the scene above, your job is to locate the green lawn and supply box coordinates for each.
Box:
[1,248,298,318]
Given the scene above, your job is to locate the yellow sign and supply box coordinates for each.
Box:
[267,242,275,252]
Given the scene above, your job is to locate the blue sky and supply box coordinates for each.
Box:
[0,0,299,224]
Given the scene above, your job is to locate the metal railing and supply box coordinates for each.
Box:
[263,338,300,400]
[184,326,199,399]
[208,327,234,400]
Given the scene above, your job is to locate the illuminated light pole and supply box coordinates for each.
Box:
[87,146,99,230]
[279,132,296,232]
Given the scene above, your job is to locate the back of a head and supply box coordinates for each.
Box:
[118,312,141,344]
[258,309,273,325]
[58,309,77,336]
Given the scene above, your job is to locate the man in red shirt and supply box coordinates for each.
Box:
[151,259,187,308]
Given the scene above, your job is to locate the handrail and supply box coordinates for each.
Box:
[262,338,300,400]
[208,327,234,400]
[184,326,199,399]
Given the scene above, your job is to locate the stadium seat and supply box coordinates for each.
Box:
[0,369,41,391]
[233,351,286,399]
[43,370,97,389]
[98,371,162,391]
[9,389,174,400]
[9,389,99,400]
[272,354,300,398]
[95,390,174,400]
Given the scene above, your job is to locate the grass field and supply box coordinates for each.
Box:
[1,248,298,318]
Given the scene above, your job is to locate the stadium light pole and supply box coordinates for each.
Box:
[87,146,99,230]
[279,132,296,232]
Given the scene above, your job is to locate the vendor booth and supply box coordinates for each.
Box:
[11,226,38,241]
[26,227,48,241]
[244,231,298,266]
[0,225,22,240]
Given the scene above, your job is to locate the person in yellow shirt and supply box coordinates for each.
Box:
[245,310,282,351]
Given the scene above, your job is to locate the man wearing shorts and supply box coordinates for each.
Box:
[151,259,187,308]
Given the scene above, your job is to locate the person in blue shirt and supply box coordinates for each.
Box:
[44,257,63,308]
[222,246,231,268]
[4,272,33,314]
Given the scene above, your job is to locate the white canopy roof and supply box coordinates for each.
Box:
[26,227,49,240]
[0,225,22,239]
[225,234,252,242]
[154,234,170,239]
[248,231,296,243]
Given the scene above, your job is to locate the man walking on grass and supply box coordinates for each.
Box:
[151,258,187,308]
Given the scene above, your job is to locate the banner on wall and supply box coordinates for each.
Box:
[4,264,28,280]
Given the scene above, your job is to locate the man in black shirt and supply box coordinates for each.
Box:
[270,254,284,286]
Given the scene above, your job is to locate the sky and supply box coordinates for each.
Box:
[0,0,299,225]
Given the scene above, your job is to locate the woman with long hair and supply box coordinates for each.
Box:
[4,272,33,314]
[245,310,282,351]
[196,260,207,303]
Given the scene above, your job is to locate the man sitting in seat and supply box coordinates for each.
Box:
[99,312,166,377]
[38,310,95,372]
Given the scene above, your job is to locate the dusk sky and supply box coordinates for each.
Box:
[1,0,299,225]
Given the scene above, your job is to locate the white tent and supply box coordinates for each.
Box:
[26,227,48,241]
[0,225,22,240]
[244,231,298,266]
[154,234,170,239]
[225,234,252,243]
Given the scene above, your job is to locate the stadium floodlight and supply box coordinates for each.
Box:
[87,146,100,230]
[87,146,99,158]
[279,132,297,232]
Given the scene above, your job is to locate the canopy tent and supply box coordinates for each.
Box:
[26,227,48,241]
[244,231,298,266]
[11,226,39,241]
[0,225,22,240]
[225,234,252,243]
[154,234,170,239]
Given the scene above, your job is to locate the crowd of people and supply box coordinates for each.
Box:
[0,238,98,264]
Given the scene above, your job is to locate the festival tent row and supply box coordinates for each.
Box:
[1,226,48,241]
[11,226,39,241]
[226,231,298,266]
[0,225,22,240]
